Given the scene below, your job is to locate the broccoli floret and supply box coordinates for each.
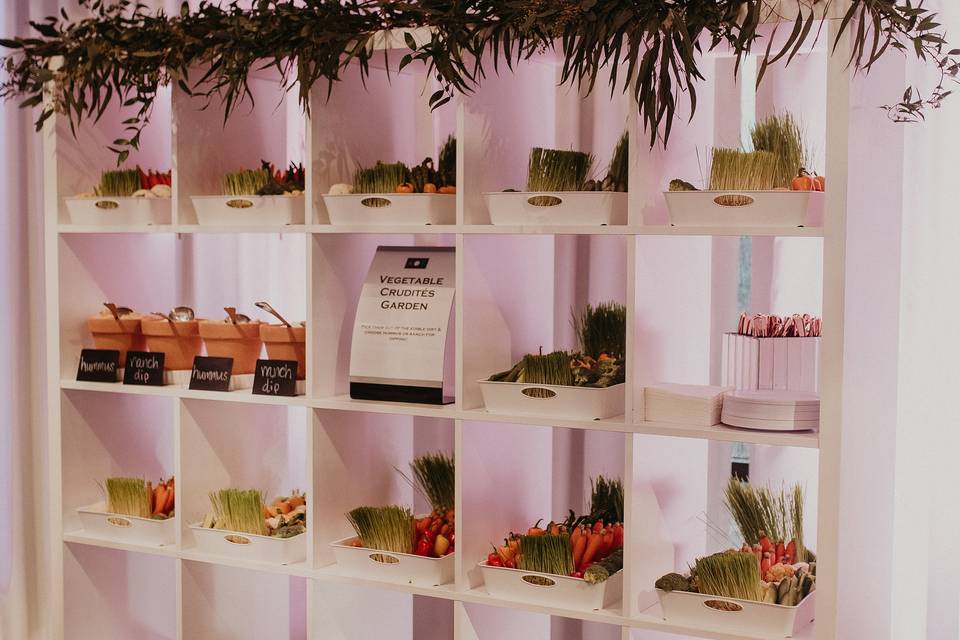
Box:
[668,179,698,192]
[655,572,692,593]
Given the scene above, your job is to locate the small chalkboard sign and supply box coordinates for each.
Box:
[122,351,165,386]
[77,349,120,382]
[189,356,233,392]
[252,359,298,397]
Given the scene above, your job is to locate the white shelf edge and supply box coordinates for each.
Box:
[58,380,819,447]
[56,223,825,238]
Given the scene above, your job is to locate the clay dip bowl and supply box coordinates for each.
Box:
[199,319,263,375]
[86,310,145,365]
[141,316,203,371]
[259,323,306,380]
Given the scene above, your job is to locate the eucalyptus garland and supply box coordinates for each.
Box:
[1,0,956,160]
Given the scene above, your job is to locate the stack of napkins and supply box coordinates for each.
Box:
[644,384,730,426]
[721,390,820,432]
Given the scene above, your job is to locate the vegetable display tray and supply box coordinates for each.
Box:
[323,193,455,225]
[189,523,306,564]
[656,589,816,638]
[76,502,176,547]
[329,537,455,586]
[190,195,304,226]
[663,191,824,228]
[477,380,624,421]
[64,197,171,226]
[484,192,627,226]
[479,561,622,611]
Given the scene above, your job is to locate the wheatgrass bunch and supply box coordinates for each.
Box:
[347,505,414,554]
[96,169,141,197]
[209,488,267,536]
[750,113,809,189]
[694,552,764,601]
[223,168,269,196]
[105,477,152,518]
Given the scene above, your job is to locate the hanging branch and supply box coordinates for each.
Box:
[1,0,956,160]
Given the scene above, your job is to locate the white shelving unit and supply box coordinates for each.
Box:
[44,19,850,640]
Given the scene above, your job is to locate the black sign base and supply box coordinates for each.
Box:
[350,382,453,405]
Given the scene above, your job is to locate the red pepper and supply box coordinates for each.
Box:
[775,542,786,563]
[592,521,603,534]
[785,540,797,564]
[487,553,503,567]
[612,524,624,549]
[759,536,773,554]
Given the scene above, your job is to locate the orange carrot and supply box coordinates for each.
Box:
[572,528,588,568]
[276,501,292,515]
[152,484,168,515]
[578,528,604,572]
[162,484,175,514]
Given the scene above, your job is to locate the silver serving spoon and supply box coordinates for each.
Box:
[170,306,195,321]
[224,307,251,324]
[255,301,291,327]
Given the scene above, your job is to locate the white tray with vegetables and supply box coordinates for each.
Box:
[65,168,172,225]
[190,489,307,565]
[477,379,624,421]
[192,163,305,226]
[332,454,457,586]
[485,140,628,227]
[662,190,823,228]
[480,553,623,612]
[655,557,816,638]
[76,476,176,546]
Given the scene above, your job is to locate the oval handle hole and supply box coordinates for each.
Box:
[521,575,556,587]
[360,197,392,208]
[703,599,743,612]
[369,553,400,564]
[95,200,120,210]
[226,199,254,209]
[521,387,557,399]
[527,195,562,207]
[224,534,252,545]
[106,516,131,527]
[713,194,755,207]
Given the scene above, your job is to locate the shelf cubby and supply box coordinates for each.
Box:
[64,544,177,640]
[311,582,454,640]
[182,560,307,639]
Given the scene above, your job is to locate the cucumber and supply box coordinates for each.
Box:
[583,548,623,584]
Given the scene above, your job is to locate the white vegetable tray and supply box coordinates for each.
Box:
[656,589,816,638]
[76,502,176,547]
[329,537,455,586]
[323,193,455,225]
[477,380,624,421]
[484,192,627,226]
[189,523,306,565]
[663,191,824,228]
[64,196,171,225]
[191,195,304,226]
[479,561,622,611]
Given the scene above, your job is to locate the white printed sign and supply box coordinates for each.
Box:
[349,246,455,403]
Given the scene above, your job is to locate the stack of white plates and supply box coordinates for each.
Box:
[644,384,730,426]
[721,390,820,431]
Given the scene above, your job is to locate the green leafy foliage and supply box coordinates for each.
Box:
[0,0,956,161]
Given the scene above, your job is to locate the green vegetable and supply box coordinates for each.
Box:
[588,476,624,525]
[104,477,152,518]
[517,533,574,577]
[346,505,414,554]
[223,168,269,196]
[708,148,778,192]
[527,147,594,194]
[724,478,808,561]
[352,161,411,196]
[654,572,692,593]
[583,547,623,584]
[208,488,267,536]
[437,135,456,188]
[403,452,455,513]
[573,301,626,360]
[668,178,698,192]
[604,131,628,192]
[750,112,809,189]
[693,552,763,602]
[96,169,140,197]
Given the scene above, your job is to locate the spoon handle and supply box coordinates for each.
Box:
[255,301,292,327]
[103,302,121,321]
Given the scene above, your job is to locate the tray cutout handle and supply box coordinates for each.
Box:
[369,553,400,564]
[224,534,252,545]
[95,200,120,210]
[521,387,557,399]
[521,574,556,587]
[226,199,254,209]
[702,599,743,612]
[106,516,132,527]
[361,197,393,208]
[528,195,562,207]
[713,194,755,207]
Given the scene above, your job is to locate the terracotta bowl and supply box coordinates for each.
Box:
[199,320,263,375]
[86,313,145,365]
[141,317,203,370]
[260,323,306,379]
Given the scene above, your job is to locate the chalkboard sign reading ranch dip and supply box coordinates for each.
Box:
[252,359,298,397]
[122,351,165,386]
[76,349,120,382]
[189,356,233,392]
[349,246,455,404]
